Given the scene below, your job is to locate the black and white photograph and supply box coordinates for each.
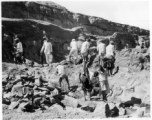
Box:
[1,0,151,119]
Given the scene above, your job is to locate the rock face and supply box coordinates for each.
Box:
[2,2,149,35]
[2,1,150,62]
[111,32,138,50]
[2,18,81,62]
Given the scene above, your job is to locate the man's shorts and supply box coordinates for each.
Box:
[104,55,115,67]
[99,52,105,59]
[59,74,68,79]
[81,51,88,61]
[99,80,106,91]
[15,52,23,57]
[69,49,78,59]
[99,80,110,94]
[105,54,114,60]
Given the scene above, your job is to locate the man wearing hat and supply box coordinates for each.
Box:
[55,63,70,91]
[89,64,110,101]
[69,38,78,64]
[14,38,24,63]
[40,36,47,66]
[15,38,23,54]
[14,38,23,56]
[40,37,53,67]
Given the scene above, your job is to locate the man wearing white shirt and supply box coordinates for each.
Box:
[81,39,91,62]
[14,38,25,64]
[69,39,78,63]
[16,38,23,54]
[105,40,115,76]
[81,38,91,74]
[97,40,106,56]
[55,64,70,90]
[106,40,115,58]
[97,40,106,66]
[40,37,53,66]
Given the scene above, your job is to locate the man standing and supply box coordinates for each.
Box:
[3,33,13,61]
[97,40,106,66]
[40,37,46,67]
[105,40,115,76]
[55,63,70,91]
[16,38,23,55]
[69,39,78,64]
[40,37,53,67]
[81,38,91,74]
[14,38,25,64]
[13,34,19,47]
[106,40,115,58]
[98,66,110,101]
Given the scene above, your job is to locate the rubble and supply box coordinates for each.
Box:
[2,52,150,119]
[2,68,64,112]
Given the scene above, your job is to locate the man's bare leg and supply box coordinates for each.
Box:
[84,90,87,101]
[59,77,62,88]
[88,91,91,100]
[65,75,70,90]
[110,69,113,76]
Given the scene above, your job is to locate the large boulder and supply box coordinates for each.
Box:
[8,101,19,110]
[61,95,79,108]
[11,85,24,97]
[94,101,106,113]
[17,102,30,112]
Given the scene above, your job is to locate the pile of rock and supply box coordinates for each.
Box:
[2,63,150,118]
[2,69,68,112]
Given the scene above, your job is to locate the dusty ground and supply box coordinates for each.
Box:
[2,51,151,119]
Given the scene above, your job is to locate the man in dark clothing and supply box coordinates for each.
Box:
[40,36,47,67]
[3,33,14,61]
[79,72,92,101]
[13,34,19,47]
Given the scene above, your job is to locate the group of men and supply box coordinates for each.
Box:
[40,36,70,91]
[12,34,53,66]
[6,32,116,101]
[69,37,115,74]
[54,37,116,96]
[68,37,115,101]
[3,33,23,64]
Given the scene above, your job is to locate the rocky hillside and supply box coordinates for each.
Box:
[2,48,150,119]
[2,1,150,63]
[2,2,150,119]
